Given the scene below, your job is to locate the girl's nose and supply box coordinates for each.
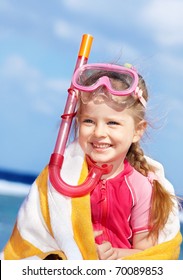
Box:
[93,123,107,138]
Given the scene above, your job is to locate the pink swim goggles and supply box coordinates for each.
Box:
[72,63,147,107]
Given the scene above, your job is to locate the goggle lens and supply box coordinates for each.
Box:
[77,69,134,92]
[73,64,137,96]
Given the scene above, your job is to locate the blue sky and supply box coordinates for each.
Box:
[0,0,182,194]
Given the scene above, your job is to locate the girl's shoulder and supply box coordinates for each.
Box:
[126,165,153,204]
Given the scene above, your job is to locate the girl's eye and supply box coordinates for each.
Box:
[107,121,119,125]
[83,119,94,124]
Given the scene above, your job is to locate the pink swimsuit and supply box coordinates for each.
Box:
[90,160,153,248]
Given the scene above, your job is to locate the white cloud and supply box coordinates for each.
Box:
[62,0,112,13]
[0,55,69,115]
[91,36,140,64]
[158,53,183,76]
[2,55,41,81]
[53,19,87,45]
[141,0,183,47]
[61,0,135,23]
[54,19,73,39]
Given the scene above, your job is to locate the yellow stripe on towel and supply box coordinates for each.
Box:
[71,158,98,260]
[4,222,43,260]
[123,231,182,260]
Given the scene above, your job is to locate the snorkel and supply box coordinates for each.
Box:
[48,34,112,198]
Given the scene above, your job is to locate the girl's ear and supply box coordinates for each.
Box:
[132,120,147,143]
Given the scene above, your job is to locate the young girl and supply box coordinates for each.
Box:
[1,63,181,260]
[73,63,178,259]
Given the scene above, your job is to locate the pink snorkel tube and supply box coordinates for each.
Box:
[48,34,112,198]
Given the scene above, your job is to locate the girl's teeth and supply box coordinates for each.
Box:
[93,143,110,148]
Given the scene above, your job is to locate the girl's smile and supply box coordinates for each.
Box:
[91,142,112,150]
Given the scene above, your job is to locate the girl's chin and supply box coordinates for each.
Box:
[88,154,111,165]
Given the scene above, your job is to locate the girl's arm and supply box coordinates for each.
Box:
[95,231,156,260]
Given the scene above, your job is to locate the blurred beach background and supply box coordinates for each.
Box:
[0,0,183,259]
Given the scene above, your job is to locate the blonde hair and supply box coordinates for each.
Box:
[75,67,176,241]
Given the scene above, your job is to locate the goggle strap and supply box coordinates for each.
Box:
[134,87,147,108]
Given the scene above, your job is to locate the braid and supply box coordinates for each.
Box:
[126,142,150,176]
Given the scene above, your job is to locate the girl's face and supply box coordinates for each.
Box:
[78,98,145,175]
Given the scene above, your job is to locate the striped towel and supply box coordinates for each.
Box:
[0,140,182,260]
